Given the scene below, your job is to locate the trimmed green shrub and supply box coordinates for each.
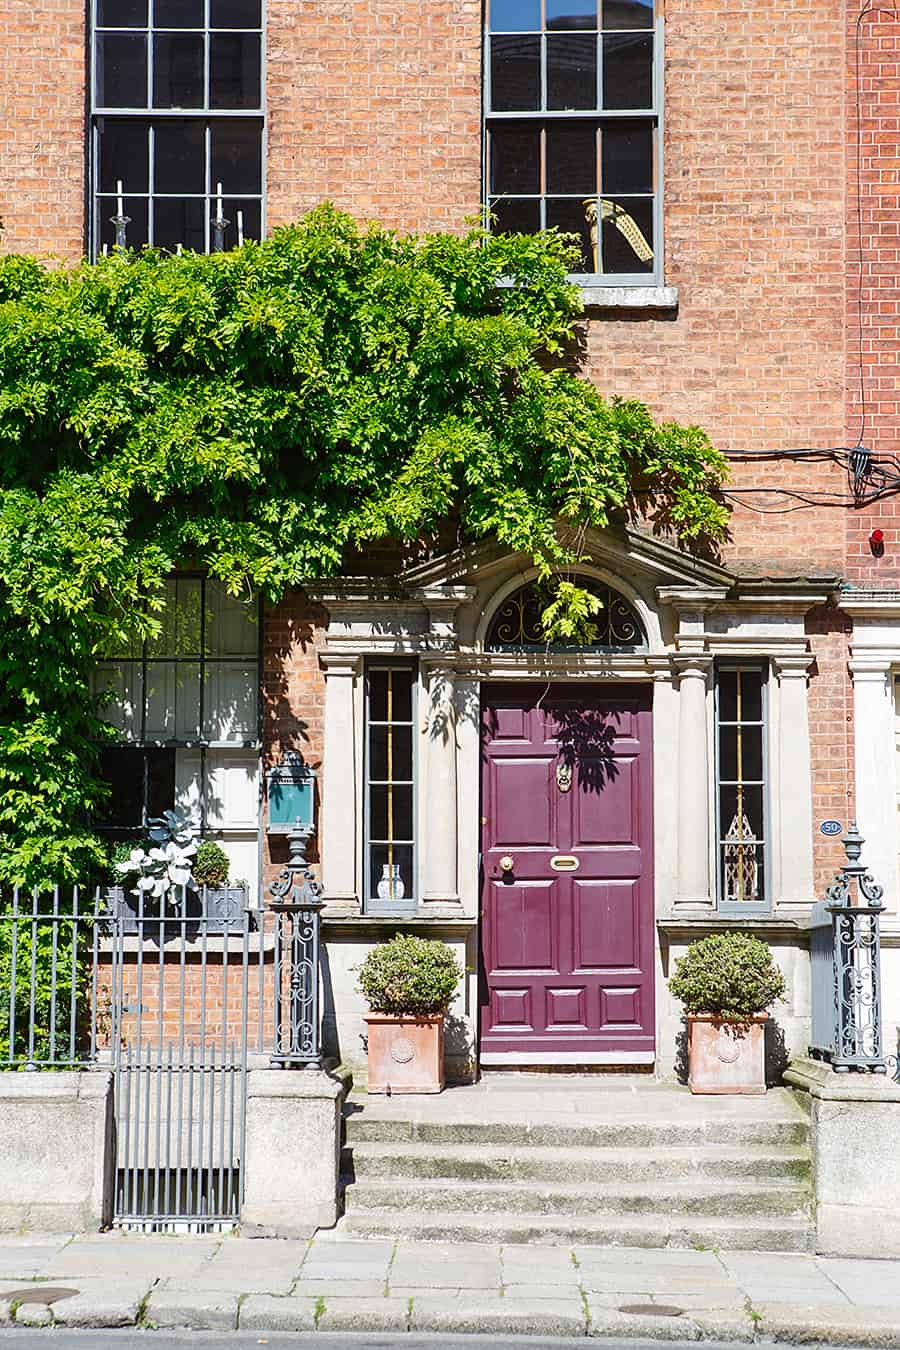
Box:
[357,935,462,1016]
[668,933,785,1020]
[193,840,230,889]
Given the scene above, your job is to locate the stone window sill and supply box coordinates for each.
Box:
[577,284,678,310]
[656,915,812,936]
[321,913,475,933]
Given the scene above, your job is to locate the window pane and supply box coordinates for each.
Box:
[491,196,541,236]
[209,33,261,108]
[97,118,150,192]
[211,120,262,194]
[719,724,764,785]
[547,34,597,110]
[98,747,146,830]
[546,0,597,30]
[370,726,414,783]
[153,33,204,108]
[602,31,652,108]
[489,124,541,195]
[206,582,258,656]
[719,668,763,723]
[719,785,765,846]
[147,747,178,820]
[218,198,261,247]
[490,34,541,111]
[602,0,653,29]
[203,661,258,741]
[370,785,414,843]
[153,118,205,193]
[97,196,149,249]
[546,197,595,271]
[153,196,206,251]
[600,196,653,272]
[490,0,540,30]
[93,661,143,739]
[211,0,262,27]
[98,0,148,27]
[96,34,148,107]
[601,120,652,194]
[369,843,414,903]
[721,843,765,906]
[145,661,201,740]
[153,0,203,27]
[150,577,202,655]
[368,668,414,723]
[546,121,597,194]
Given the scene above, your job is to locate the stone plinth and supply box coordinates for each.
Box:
[0,1071,113,1233]
[241,1068,344,1238]
[785,1056,900,1257]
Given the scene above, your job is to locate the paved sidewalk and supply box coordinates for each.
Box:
[2,1232,900,1343]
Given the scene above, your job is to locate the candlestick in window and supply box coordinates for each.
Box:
[109,179,131,250]
[211,182,229,252]
[236,210,244,247]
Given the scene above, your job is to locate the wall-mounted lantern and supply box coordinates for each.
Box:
[266,752,316,835]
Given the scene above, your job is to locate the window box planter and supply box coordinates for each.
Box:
[364,1013,445,1094]
[687,1012,767,1096]
[104,885,249,936]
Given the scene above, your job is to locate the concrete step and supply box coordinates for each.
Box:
[337,1207,814,1252]
[342,1176,810,1219]
[343,1114,810,1150]
[341,1140,811,1184]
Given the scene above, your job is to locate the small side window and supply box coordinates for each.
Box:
[364,662,417,914]
[715,663,769,914]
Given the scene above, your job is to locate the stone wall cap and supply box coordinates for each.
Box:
[785,1056,900,1102]
[246,1068,344,1101]
[0,1069,112,1100]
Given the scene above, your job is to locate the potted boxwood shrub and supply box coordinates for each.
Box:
[668,933,786,1095]
[357,935,463,1094]
[192,840,247,933]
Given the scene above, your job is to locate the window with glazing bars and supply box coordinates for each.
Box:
[485,0,660,281]
[715,665,769,913]
[90,0,263,256]
[91,577,261,856]
[365,663,417,912]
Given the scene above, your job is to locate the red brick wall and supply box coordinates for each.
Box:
[265,0,482,235]
[0,0,86,261]
[261,591,327,893]
[844,4,900,583]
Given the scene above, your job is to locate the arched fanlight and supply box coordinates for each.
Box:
[486,578,646,651]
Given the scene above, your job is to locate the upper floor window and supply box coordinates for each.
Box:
[484,0,660,283]
[90,0,264,256]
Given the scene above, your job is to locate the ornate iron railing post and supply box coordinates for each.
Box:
[825,822,886,1073]
[269,822,324,1069]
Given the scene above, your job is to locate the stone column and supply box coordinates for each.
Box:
[319,653,360,915]
[773,654,816,909]
[421,660,460,908]
[675,656,713,908]
[850,657,898,912]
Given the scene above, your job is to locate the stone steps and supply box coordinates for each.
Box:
[338,1093,814,1252]
[338,1207,814,1251]
[343,1139,812,1184]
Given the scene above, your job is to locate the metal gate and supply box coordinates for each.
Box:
[105,894,270,1231]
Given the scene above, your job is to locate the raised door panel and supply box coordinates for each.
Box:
[572,879,639,971]
[491,757,555,849]
[490,880,556,972]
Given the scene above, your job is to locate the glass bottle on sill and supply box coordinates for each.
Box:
[377,863,404,901]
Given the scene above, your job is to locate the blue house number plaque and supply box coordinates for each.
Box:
[820,820,842,836]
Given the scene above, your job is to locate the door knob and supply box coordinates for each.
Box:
[499,855,515,873]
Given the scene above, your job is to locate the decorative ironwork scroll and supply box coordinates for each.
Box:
[486,580,646,650]
[269,824,325,1069]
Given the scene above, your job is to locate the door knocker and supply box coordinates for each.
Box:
[556,760,573,793]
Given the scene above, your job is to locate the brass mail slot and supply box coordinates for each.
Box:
[550,855,579,872]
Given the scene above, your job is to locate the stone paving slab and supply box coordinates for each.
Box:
[43,1236,220,1281]
[50,1278,154,1328]
[238,1293,318,1331]
[0,1240,71,1279]
[145,1287,240,1330]
[408,1293,587,1335]
[317,1295,410,1331]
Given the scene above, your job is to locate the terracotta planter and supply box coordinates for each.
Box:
[364,1012,445,1094]
[687,1012,767,1095]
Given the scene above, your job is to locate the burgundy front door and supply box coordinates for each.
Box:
[480,682,655,1063]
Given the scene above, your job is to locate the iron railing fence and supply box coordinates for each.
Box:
[808,823,887,1074]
